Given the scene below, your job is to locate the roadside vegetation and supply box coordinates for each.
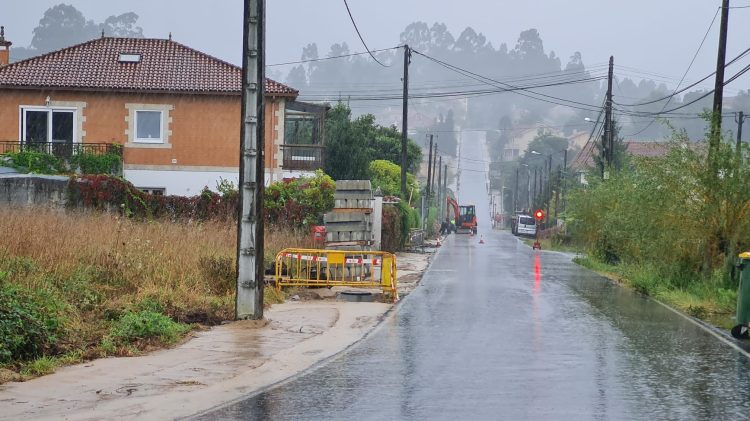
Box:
[566,127,750,326]
[0,161,424,380]
[0,104,426,380]
[0,187,324,381]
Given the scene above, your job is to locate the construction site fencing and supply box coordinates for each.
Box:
[275,248,398,302]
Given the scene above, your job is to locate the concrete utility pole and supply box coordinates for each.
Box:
[401,44,410,196]
[236,0,265,320]
[604,56,614,169]
[711,0,730,149]
[426,134,433,199]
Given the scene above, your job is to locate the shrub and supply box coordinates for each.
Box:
[68,175,238,222]
[0,280,61,364]
[104,310,189,347]
[264,170,335,227]
[396,200,419,247]
[381,204,402,253]
[368,159,420,203]
[70,152,122,175]
[0,150,63,174]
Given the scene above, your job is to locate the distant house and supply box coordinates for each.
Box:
[571,140,676,183]
[0,30,326,195]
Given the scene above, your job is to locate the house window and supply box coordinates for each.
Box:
[21,108,76,144]
[139,187,165,196]
[135,110,163,143]
[284,113,321,145]
[125,103,173,148]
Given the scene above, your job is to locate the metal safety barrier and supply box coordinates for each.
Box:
[275,248,398,302]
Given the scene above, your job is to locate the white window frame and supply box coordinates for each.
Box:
[125,103,173,149]
[18,106,78,144]
[133,110,164,144]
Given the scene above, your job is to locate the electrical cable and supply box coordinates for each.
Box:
[412,49,607,113]
[615,46,750,107]
[623,62,750,117]
[342,0,390,67]
[621,6,718,136]
[297,75,606,102]
[266,47,400,67]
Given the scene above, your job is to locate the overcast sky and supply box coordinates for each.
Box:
[3,1,750,92]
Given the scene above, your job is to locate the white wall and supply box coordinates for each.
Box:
[124,168,319,196]
[265,169,316,184]
[124,169,239,196]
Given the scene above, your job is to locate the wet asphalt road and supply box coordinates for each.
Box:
[199,133,750,420]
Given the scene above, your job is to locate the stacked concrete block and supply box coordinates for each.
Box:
[324,180,374,250]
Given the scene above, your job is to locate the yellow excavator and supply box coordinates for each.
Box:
[447,196,477,234]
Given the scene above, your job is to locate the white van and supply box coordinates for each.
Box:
[514,214,536,236]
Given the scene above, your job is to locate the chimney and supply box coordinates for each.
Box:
[0,26,12,66]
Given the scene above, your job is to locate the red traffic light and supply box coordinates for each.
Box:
[534,209,545,221]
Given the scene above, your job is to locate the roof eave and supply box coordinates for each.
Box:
[0,84,244,96]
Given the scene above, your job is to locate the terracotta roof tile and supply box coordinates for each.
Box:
[571,140,692,170]
[0,37,297,96]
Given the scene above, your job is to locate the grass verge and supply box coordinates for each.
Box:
[573,256,736,329]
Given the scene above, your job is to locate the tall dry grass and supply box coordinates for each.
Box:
[0,208,314,361]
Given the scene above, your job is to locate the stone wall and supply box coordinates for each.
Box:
[0,175,69,208]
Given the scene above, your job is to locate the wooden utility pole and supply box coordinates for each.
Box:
[442,163,448,217]
[711,0,730,149]
[604,56,614,169]
[426,134,433,199]
[432,138,438,196]
[437,155,442,217]
[513,167,519,213]
[561,148,568,213]
[736,111,745,154]
[401,44,410,196]
[236,0,265,320]
[546,155,552,228]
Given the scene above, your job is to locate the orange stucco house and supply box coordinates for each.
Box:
[0,29,326,195]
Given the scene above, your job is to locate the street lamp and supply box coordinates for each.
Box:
[528,149,569,227]
[521,163,531,211]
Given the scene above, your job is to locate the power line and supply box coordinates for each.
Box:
[621,7,719,136]
[412,49,607,113]
[615,46,750,108]
[297,75,606,102]
[623,62,750,118]
[266,46,400,67]
[300,70,609,94]
[342,0,390,67]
